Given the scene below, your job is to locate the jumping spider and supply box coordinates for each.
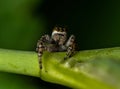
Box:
[36,27,76,69]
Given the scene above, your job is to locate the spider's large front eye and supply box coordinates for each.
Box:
[52,34,60,42]
[59,34,66,45]
[52,33,66,45]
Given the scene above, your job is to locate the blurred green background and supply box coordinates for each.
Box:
[0,0,120,89]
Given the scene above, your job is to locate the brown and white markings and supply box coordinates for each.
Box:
[36,27,76,69]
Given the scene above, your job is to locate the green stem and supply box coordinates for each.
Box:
[41,47,120,89]
[0,47,120,89]
[0,49,40,77]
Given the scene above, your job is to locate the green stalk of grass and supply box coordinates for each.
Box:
[0,47,120,89]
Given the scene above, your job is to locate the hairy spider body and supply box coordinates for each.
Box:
[36,27,76,69]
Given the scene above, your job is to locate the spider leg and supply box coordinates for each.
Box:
[40,34,51,43]
[36,41,45,69]
[36,35,50,69]
[64,35,75,59]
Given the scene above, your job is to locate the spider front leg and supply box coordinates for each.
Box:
[64,35,76,59]
[36,35,50,69]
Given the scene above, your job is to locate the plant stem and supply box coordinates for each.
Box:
[0,47,120,89]
[0,49,40,77]
[41,47,120,89]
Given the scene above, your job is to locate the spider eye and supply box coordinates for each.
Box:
[53,34,59,41]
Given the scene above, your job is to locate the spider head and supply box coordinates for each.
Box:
[52,27,67,45]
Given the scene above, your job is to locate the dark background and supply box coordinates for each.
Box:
[0,0,120,51]
[0,0,120,89]
[40,0,120,50]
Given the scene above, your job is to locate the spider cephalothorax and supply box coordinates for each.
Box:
[36,27,76,69]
